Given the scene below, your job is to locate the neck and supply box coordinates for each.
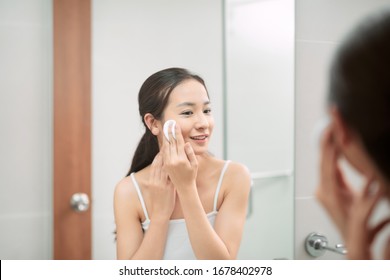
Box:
[195,152,213,172]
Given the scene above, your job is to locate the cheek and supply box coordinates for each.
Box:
[176,122,191,138]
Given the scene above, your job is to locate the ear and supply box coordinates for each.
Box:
[329,106,352,148]
[144,113,161,136]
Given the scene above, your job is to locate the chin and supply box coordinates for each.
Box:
[187,144,208,156]
[193,147,209,156]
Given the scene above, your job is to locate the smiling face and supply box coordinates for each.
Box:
[160,78,214,155]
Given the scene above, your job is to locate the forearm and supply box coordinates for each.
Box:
[130,219,169,260]
[178,185,232,259]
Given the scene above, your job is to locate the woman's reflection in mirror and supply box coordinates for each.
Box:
[114,68,251,260]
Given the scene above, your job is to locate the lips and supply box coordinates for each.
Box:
[190,135,208,140]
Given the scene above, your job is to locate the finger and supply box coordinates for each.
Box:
[362,178,379,197]
[159,154,169,180]
[319,124,333,151]
[160,122,171,159]
[369,217,390,244]
[383,236,390,259]
[362,177,374,196]
[185,142,197,168]
[175,124,186,157]
[160,164,168,184]
[167,121,176,144]
[335,164,353,192]
[364,181,385,218]
[174,123,184,144]
[168,123,178,160]
[320,125,342,194]
[320,126,337,178]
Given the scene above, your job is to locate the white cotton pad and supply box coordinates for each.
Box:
[163,120,176,141]
[311,116,330,148]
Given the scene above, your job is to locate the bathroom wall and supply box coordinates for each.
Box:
[294,0,390,259]
[0,0,53,259]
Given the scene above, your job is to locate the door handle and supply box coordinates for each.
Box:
[70,193,90,212]
[305,232,347,257]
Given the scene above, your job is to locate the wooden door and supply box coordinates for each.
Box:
[53,0,91,260]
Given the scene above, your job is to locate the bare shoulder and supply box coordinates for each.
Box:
[224,161,251,193]
[226,161,251,182]
[114,175,140,216]
[114,175,134,198]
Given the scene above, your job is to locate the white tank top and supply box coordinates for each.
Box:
[130,160,231,260]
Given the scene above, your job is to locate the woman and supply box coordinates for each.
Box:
[316,10,390,259]
[114,68,251,259]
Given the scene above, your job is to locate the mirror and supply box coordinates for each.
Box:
[93,0,295,260]
[225,0,294,259]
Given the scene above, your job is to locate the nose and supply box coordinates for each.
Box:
[195,112,209,130]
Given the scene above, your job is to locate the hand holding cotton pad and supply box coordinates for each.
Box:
[163,120,176,141]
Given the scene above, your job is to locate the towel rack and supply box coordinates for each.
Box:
[247,169,293,218]
[251,169,293,182]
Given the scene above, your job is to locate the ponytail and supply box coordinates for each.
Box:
[126,129,159,176]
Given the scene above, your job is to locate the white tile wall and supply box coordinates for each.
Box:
[295,0,390,259]
[296,0,390,43]
[295,41,336,198]
[295,197,345,260]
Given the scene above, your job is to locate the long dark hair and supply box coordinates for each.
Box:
[126,67,208,176]
[328,10,390,179]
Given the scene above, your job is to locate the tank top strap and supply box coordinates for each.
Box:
[213,160,231,212]
[130,173,150,222]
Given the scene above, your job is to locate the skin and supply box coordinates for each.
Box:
[316,107,390,259]
[114,79,251,260]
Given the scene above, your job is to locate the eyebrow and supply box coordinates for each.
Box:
[176,101,211,107]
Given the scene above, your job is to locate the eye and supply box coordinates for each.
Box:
[181,111,193,116]
[204,108,212,114]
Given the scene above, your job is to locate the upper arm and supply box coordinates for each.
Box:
[213,162,251,258]
[113,177,144,259]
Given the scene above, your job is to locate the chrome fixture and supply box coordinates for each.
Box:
[305,232,347,257]
[70,193,90,212]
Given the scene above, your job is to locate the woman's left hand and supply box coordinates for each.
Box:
[161,122,198,192]
[316,125,356,239]
[317,124,390,259]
